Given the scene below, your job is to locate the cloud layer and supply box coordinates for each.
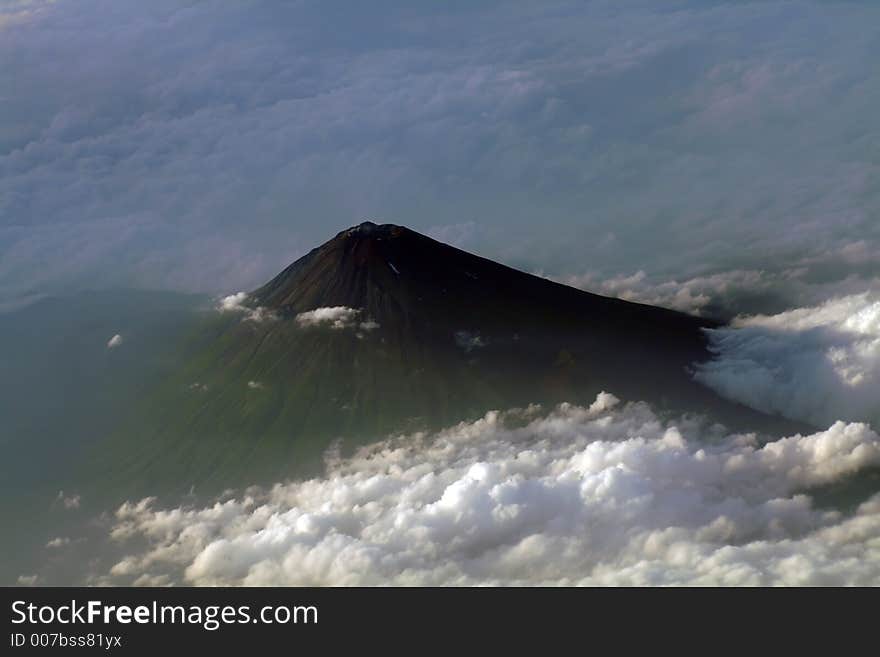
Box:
[556,241,880,319]
[695,293,880,429]
[3,1,880,315]
[98,393,880,586]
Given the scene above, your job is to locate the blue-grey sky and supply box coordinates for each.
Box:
[2,0,880,312]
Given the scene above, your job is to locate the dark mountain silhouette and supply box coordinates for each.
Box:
[104,222,808,496]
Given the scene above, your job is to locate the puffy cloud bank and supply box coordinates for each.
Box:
[295,307,379,333]
[695,293,880,429]
[101,394,880,586]
[556,249,880,319]
[556,268,789,317]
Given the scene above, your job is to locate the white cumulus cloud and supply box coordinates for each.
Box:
[217,292,273,322]
[694,293,880,428]
[218,292,248,313]
[97,393,880,586]
[295,306,379,332]
[54,491,80,510]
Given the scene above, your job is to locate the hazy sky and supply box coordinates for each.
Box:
[2,0,880,310]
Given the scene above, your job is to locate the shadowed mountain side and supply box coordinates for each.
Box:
[101,223,813,499]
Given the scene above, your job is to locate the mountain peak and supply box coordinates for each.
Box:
[253,220,711,329]
[339,221,407,240]
[111,223,801,493]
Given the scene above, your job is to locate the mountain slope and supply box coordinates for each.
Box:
[103,222,806,497]
[0,289,207,584]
